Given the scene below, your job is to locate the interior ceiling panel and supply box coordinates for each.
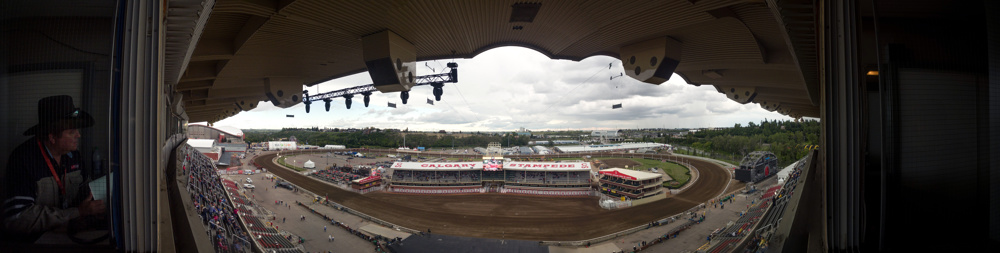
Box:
[173,0,822,123]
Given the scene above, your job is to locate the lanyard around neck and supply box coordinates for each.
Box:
[37,140,66,196]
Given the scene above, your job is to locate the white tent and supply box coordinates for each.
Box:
[303,160,316,169]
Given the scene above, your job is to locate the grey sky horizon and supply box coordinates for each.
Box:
[208,47,794,132]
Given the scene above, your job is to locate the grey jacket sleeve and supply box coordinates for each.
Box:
[2,165,85,235]
[2,203,80,235]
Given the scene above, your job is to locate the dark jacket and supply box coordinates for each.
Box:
[2,137,89,239]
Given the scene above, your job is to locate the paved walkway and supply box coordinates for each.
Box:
[622,177,777,253]
[546,176,777,253]
[227,174,382,253]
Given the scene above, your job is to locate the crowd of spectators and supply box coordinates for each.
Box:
[311,167,364,184]
[503,171,590,185]
[599,182,643,196]
[502,188,592,196]
[600,175,643,186]
[181,144,300,253]
[392,170,493,184]
[181,145,253,253]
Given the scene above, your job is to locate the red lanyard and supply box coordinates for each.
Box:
[37,140,66,196]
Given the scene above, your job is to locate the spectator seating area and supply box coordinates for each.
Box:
[600,175,642,187]
[742,159,807,253]
[311,167,364,184]
[600,182,643,196]
[180,144,300,253]
[181,145,253,253]
[391,170,481,184]
[501,188,593,196]
[706,158,809,253]
[253,233,295,249]
[389,186,485,194]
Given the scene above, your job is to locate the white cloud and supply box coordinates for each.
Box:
[214,47,792,131]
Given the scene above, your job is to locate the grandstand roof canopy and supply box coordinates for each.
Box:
[504,162,591,172]
[599,168,661,181]
[188,124,244,138]
[353,175,381,184]
[188,139,216,149]
[175,0,822,123]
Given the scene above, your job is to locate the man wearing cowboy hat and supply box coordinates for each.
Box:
[2,95,106,241]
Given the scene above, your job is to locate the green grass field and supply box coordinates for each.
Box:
[672,149,739,166]
[277,156,306,171]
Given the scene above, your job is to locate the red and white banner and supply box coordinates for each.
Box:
[598,170,637,180]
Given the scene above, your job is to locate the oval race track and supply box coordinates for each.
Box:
[255,151,735,241]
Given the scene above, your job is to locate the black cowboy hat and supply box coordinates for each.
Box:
[23,95,94,136]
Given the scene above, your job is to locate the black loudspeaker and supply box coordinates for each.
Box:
[362,30,416,93]
[619,37,681,84]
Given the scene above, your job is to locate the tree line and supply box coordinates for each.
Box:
[668,119,820,167]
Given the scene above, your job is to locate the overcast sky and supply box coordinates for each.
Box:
[212,47,791,132]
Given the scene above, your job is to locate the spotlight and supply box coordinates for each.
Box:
[431,83,444,101]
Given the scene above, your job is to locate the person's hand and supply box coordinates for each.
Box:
[79,195,106,217]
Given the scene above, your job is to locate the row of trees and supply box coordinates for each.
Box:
[669,119,820,167]
[244,129,531,149]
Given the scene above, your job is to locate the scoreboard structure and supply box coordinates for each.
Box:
[734,151,778,183]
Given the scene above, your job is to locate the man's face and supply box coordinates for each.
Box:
[50,128,81,152]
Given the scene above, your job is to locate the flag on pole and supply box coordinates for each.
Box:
[388,102,396,108]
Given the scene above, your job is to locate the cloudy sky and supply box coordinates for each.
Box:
[214,47,791,131]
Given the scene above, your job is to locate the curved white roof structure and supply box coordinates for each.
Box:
[214,126,244,138]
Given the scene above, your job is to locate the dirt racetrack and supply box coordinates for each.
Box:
[254,150,734,241]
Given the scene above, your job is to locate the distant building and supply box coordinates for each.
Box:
[598,168,664,199]
[551,140,580,145]
[517,127,531,136]
[217,143,247,166]
[267,141,297,150]
[591,130,619,138]
[187,124,244,143]
[187,139,216,154]
[533,146,552,155]
[518,146,533,154]
[556,142,671,153]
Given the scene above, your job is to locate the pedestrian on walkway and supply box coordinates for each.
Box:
[324,225,327,232]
